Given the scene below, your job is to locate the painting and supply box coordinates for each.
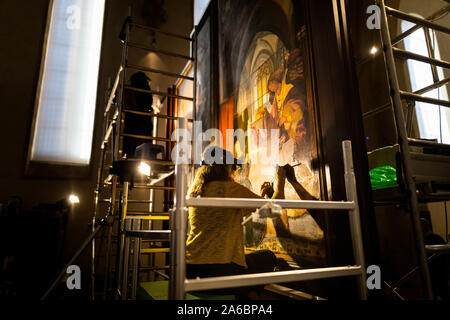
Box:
[217,0,325,267]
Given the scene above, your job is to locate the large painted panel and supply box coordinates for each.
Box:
[218,0,325,267]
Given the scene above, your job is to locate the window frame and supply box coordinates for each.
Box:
[401,16,450,144]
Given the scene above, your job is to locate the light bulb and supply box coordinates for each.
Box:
[69,194,80,204]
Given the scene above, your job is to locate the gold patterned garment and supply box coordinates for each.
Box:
[186,180,260,267]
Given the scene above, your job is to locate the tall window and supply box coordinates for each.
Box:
[194,0,210,26]
[401,19,450,144]
[30,0,105,165]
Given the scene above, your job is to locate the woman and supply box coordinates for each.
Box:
[185,146,283,281]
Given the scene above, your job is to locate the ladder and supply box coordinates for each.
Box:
[91,15,195,300]
[377,0,450,299]
[169,118,368,300]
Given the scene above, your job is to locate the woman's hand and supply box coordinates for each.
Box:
[284,164,297,183]
[260,182,274,198]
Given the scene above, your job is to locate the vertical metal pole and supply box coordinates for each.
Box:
[103,176,117,299]
[191,27,198,179]
[342,141,368,300]
[169,118,188,300]
[115,13,131,160]
[91,146,106,300]
[122,218,131,300]
[379,0,433,299]
[131,218,141,299]
[116,181,129,299]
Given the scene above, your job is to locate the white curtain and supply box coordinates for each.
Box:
[31,0,105,165]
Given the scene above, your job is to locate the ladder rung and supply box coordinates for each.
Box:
[139,266,170,270]
[184,266,363,292]
[141,248,170,253]
[391,5,450,46]
[127,211,170,215]
[425,244,450,253]
[133,184,175,190]
[126,230,171,240]
[118,184,175,190]
[100,199,154,204]
[399,91,450,108]
[125,215,169,220]
[131,23,193,42]
[186,197,356,210]
[407,138,450,151]
[123,109,181,120]
[386,6,450,36]
[120,133,172,142]
[124,86,193,102]
[393,48,450,70]
[414,77,450,96]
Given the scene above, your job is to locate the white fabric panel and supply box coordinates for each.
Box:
[31,0,105,165]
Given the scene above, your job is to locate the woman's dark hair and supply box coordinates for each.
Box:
[189,164,233,197]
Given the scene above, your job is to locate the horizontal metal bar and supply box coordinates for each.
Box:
[127,211,170,215]
[141,248,170,253]
[140,266,170,270]
[127,63,194,81]
[120,133,172,142]
[126,230,171,240]
[408,138,450,151]
[185,197,355,210]
[131,23,193,41]
[391,5,450,46]
[125,215,169,220]
[124,86,193,101]
[393,48,450,70]
[425,244,450,253]
[185,266,363,292]
[116,184,175,191]
[127,42,194,61]
[131,185,175,190]
[123,109,181,120]
[99,199,154,204]
[386,6,450,36]
[400,91,450,108]
[414,77,450,95]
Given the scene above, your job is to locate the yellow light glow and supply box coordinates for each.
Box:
[370,46,378,55]
[69,194,80,204]
[139,162,151,176]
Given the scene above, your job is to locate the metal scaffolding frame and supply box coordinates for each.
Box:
[168,118,368,300]
[98,17,196,301]
[40,14,196,300]
[377,0,450,300]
